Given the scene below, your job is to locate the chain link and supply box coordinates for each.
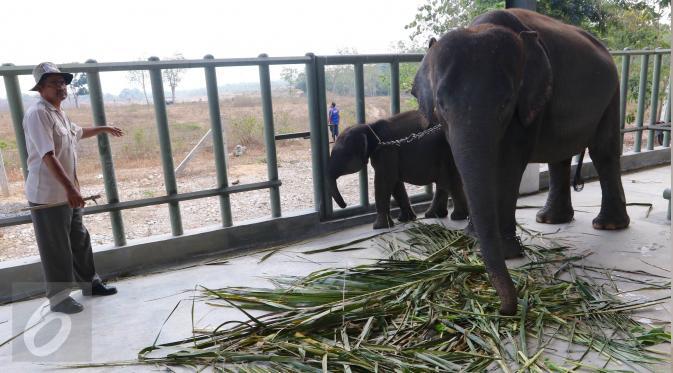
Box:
[377,123,444,147]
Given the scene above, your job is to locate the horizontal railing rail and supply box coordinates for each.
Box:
[0,180,281,228]
[0,57,313,74]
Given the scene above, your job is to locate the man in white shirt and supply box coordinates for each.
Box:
[23,62,124,314]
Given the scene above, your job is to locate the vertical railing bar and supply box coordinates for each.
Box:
[204,54,233,227]
[390,60,400,115]
[85,60,126,246]
[634,50,649,153]
[148,56,183,236]
[664,79,671,147]
[618,50,631,154]
[2,64,28,179]
[354,62,369,208]
[257,54,281,218]
[305,53,326,218]
[646,51,662,150]
[316,57,333,218]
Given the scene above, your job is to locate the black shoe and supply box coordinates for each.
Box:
[82,281,117,296]
[50,297,84,314]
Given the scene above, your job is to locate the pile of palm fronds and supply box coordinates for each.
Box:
[138,223,670,372]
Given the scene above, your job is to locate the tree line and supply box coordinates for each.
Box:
[279,0,670,114]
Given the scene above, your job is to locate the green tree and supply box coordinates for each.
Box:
[68,73,88,109]
[163,53,185,104]
[128,60,151,105]
[405,0,505,41]
[405,0,670,51]
[280,67,307,94]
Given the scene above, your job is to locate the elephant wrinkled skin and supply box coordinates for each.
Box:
[412,9,629,315]
[328,110,469,229]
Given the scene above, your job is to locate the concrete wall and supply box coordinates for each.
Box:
[0,202,431,304]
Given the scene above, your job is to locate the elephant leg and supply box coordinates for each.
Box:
[424,187,449,218]
[373,171,395,229]
[588,93,629,230]
[447,170,469,220]
[497,157,528,260]
[536,159,574,224]
[393,182,416,223]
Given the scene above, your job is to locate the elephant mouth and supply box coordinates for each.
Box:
[330,177,347,208]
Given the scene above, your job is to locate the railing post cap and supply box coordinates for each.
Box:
[204,54,214,59]
[305,52,315,57]
[85,59,97,64]
[258,53,268,58]
[148,56,160,61]
[623,47,630,51]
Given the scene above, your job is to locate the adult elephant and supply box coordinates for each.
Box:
[412,9,629,315]
[328,110,468,229]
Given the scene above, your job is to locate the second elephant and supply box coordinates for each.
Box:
[328,110,469,229]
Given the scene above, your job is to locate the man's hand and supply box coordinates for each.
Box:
[66,187,85,208]
[81,125,124,139]
[104,126,124,137]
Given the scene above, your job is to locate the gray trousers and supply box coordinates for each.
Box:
[29,203,100,305]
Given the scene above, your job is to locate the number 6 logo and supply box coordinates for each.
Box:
[23,301,72,357]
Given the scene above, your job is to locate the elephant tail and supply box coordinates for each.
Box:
[572,150,585,192]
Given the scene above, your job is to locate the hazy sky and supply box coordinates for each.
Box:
[1,0,424,96]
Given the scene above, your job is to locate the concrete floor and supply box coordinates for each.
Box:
[0,165,670,372]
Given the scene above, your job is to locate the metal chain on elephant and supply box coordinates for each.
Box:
[368,123,444,148]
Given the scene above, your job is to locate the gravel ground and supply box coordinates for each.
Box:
[0,141,428,262]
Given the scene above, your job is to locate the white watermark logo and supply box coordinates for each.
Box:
[10,283,92,363]
[22,300,72,357]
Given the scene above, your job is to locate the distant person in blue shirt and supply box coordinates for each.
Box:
[328,102,340,142]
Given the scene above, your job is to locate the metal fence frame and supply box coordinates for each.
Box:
[0,49,670,245]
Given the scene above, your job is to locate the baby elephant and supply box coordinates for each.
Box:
[328,110,469,229]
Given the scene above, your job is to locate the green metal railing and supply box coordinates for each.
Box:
[0,56,312,241]
[0,48,670,243]
[315,54,435,220]
[614,48,671,153]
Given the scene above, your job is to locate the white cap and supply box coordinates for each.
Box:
[30,62,73,91]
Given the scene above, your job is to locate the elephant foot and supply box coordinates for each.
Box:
[592,211,630,230]
[499,294,518,316]
[502,235,524,259]
[535,204,574,224]
[424,207,448,219]
[373,214,395,229]
[450,208,468,220]
[398,208,417,223]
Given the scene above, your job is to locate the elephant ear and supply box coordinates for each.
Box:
[517,31,552,127]
[359,132,369,164]
[413,58,437,127]
[412,38,439,128]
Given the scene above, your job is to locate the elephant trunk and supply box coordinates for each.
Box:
[329,177,347,208]
[445,116,518,316]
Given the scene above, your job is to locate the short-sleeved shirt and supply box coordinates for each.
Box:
[23,98,83,204]
[329,107,340,125]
